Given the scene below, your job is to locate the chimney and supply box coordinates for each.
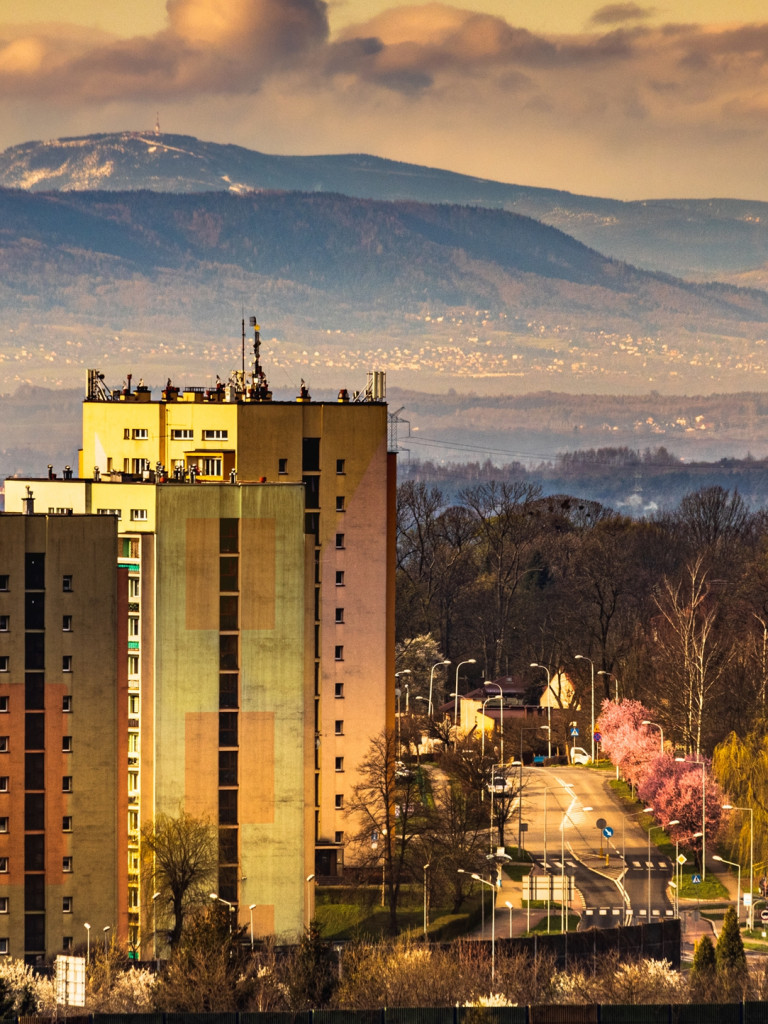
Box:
[22,487,34,516]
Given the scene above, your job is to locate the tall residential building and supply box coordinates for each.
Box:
[0,506,123,963]
[3,328,395,958]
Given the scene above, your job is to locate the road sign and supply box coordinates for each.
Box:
[761,909,768,923]
[744,893,752,906]
[596,817,607,830]
[692,874,702,884]
[570,727,579,737]
[594,731,602,742]
[603,826,614,838]
[677,854,687,865]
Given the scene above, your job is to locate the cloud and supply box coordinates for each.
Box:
[590,4,656,26]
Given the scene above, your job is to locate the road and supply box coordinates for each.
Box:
[514,766,674,928]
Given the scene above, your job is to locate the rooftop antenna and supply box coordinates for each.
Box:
[241,317,245,382]
[249,315,261,380]
[155,112,160,135]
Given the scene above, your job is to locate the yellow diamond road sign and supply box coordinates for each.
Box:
[677,854,687,865]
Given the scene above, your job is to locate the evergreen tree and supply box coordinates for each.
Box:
[690,934,717,1000]
[715,906,748,992]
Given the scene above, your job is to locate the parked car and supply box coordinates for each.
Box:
[532,754,548,766]
[570,746,591,765]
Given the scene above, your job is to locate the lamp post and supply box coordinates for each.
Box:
[642,719,664,753]
[648,822,677,919]
[428,659,451,719]
[453,659,476,735]
[249,903,257,949]
[395,670,411,754]
[597,669,619,703]
[623,806,654,863]
[560,802,592,933]
[459,870,497,980]
[530,663,552,758]
[84,922,91,965]
[151,890,161,965]
[481,693,503,761]
[415,695,432,717]
[575,655,595,763]
[722,803,754,929]
[306,873,316,930]
[676,757,707,880]
[209,892,236,932]
[423,863,430,940]
[505,900,513,938]
[102,925,111,953]
[714,855,742,924]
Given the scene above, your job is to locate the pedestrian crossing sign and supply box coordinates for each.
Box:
[692,874,702,884]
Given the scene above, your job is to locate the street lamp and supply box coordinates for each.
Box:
[714,855,742,924]
[102,925,111,952]
[722,803,754,929]
[648,822,677,919]
[84,922,91,965]
[151,890,161,964]
[459,870,498,980]
[505,900,513,938]
[676,757,707,880]
[560,803,592,933]
[423,863,430,941]
[395,670,411,755]
[209,892,236,932]
[481,693,503,761]
[530,663,552,758]
[642,720,664,753]
[306,873,316,930]
[597,669,619,703]
[415,695,432,717]
[249,903,257,949]
[575,655,595,763]
[428,659,451,719]
[453,659,476,734]
[623,807,654,863]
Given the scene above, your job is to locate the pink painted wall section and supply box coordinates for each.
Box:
[185,518,220,631]
[184,713,219,818]
[240,519,276,631]
[239,712,275,824]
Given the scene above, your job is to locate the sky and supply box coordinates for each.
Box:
[2,0,768,200]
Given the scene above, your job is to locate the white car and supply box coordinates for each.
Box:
[570,746,591,765]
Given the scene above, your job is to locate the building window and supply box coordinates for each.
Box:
[0,820,7,834]
[62,656,72,672]
[171,429,193,440]
[335,683,344,698]
[63,857,72,873]
[130,509,148,521]
[0,739,7,754]
[202,429,228,440]
[278,458,287,474]
[128,617,139,637]
[335,646,344,661]
[132,429,149,439]
[97,508,121,519]
[335,534,345,549]
[335,794,344,809]
[0,860,7,874]
[132,459,150,475]
[62,575,73,592]
[336,496,345,512]
[123,428,130,439]
[62,897,73,913]
[128,578,140,598]
[0,778,7,793]
[128,655,139,676]
[335,720,344,735]
[202,457,223,477]
[336,459,345,474]
[0,577,7,592]
[62,817,72,832]
[62,777,72,793]
[335,757,344,772]
[0,617,7,631]
[62,696,72,713]
[62,736,72,752]
[335,831,344,844]
[0,940,7,955]
[0,698,7,714]
[335,571,345,586]
[129,694,139,715]
[0,899,7,914]
[0,659,7,674]
[335,608,344,623]
[48,507,73,516]
[62,616,72,632]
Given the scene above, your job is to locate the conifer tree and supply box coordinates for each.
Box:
[715,906,748,993]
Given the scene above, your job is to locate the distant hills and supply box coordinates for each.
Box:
[3,131,768,284]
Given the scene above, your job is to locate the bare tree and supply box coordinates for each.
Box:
[141,810,218,949]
